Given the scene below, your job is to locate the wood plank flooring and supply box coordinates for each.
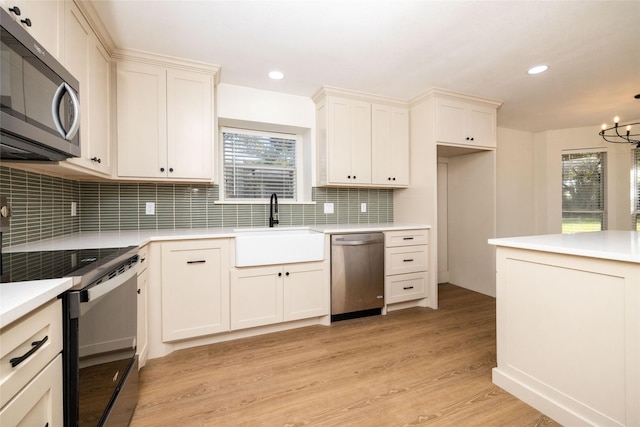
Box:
[130,284,561,426]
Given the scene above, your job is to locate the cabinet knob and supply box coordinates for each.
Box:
[470,137,474,141]
[388,177,391,181]
[160,167,165,172]
[20,18,31,27]
[137,289,141,294]
[286,272,290,276]
[90,157,101,163]
[393,177,396,181]
[169,167,174,172]
[278,272,282,277]
[347,175,351,179]
[353,175,356,179]
[8,6,21,15]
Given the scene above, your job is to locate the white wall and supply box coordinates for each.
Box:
[496,128,536,237]
[447,150,496,297]
[533,125,633,234]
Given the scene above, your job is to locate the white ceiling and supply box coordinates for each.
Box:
[90,0,640,133]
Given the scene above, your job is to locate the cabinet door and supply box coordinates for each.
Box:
[0,355,63,427]
[161,240,229,341]
[283,262,328,321]
[230,266,283,330]
[435,99,467,145]
[117,61,167,179]
[468,105,496,147]
[166,69,213,180]
[136,267,148,368]
[2,0,63,59]
[371,105,409,186]
[349,100,372,184]
[326,97,352,184]
[85,38,111,173]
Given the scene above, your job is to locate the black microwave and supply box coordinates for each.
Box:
[0,8,81,161]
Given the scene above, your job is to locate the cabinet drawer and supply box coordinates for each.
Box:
[385,245,428,276]
[385,229,429,247]
[0,354,63,426]
[0,299,62,408]
[385,272,428,304]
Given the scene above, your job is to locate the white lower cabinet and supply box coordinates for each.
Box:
[0,299,63,426]
[161,239,230,342]
[231,261,328,331]
[0,354,63,426]
[384,229,430,305]
[136,244,149,368]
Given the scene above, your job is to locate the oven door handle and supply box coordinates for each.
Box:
[84,264,137,302]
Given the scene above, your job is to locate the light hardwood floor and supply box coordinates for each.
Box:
[131,284,560,426]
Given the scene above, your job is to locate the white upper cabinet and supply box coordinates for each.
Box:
[314,87,409,188]
[435,97,498,148]
[1,0,63,59]
[371,104,409,186]
[116,55,216,182]
[63,1,112,176]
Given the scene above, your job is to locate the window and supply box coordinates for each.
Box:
[561,152,607,233]
[222,128,299,200]
[633,149,640,230]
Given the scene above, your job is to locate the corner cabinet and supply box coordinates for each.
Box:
[230,261,329,331]
[314,87,409,188]
[115,54,218,182]
[160,239,230,342]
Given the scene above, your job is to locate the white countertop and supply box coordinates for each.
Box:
[5,223,431,252]
[1,223,430,325]
[488,230,640,264]
[0,278,73,328]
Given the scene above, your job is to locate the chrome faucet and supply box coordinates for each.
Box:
[269,193,279,227]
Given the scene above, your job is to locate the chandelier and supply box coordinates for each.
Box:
[599,94,640,147]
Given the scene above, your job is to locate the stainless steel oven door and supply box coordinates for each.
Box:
[66,260,138,426]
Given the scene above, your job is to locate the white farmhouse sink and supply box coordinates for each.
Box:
[234,227,325,267]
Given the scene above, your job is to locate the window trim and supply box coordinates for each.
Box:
[219,127,304,203]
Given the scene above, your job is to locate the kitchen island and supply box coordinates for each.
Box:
[489,231,639,427]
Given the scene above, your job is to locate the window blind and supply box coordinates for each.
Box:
[223,130,297,200]
[561,152,606,233]
[634,149,640,230]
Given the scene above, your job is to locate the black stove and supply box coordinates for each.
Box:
[1,246,138,288]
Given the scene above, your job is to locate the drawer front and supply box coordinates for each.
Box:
[385,229,429,247]
[385,245,428,275]
[0,354,63,426]
[0,299,63,408]
[386,272,428,304]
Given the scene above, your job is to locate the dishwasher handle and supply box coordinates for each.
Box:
[332,233,384,246]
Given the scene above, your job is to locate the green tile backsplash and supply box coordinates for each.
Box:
[0,165,394,248]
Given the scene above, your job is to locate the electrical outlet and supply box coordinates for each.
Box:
[361,203,367,213]
[324,202,334,214]
[145,202,155,215]
[70,202,77,217]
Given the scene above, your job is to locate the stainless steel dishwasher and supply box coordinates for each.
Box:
[331,232,385,321]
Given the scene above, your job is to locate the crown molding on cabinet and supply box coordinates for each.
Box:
[74,0,117,55]
[312,86,408,108]
[112,48,221,82]
[410,87,503,109]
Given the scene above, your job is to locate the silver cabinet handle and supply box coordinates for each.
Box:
[51,82,80,140]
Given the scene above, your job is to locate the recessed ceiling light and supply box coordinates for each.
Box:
[527,65,549,75]
[268,71,284,80]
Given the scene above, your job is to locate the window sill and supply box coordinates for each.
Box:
[214,200,316,205]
